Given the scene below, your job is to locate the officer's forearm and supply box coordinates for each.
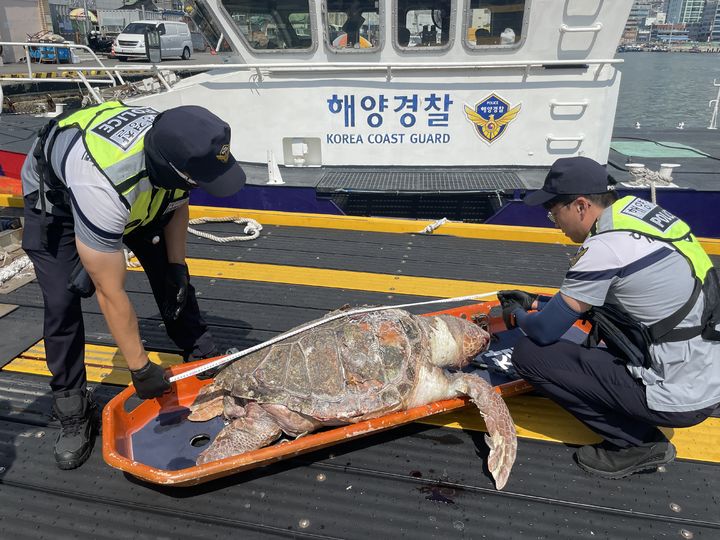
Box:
[95,288,148,370]
[164,202,188,264]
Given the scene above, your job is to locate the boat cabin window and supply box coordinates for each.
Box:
[396,0,454,50]
[220,0,313,51]
[465,0,525,48]
[325,1,381,52]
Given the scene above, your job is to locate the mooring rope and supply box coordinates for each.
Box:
[187,216,263,243]
[0,254,33,286]
[124,216,263,268]
[625,167,674,188]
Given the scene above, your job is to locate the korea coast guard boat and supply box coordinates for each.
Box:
[0,1,718,538]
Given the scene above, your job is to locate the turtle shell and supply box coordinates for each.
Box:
[214,309,429,422]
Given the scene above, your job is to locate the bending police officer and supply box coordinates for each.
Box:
[498,157,720,479]
[21,101,246,469]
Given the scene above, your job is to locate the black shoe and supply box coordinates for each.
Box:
[183,347,226,380]
[575,440,676,479]
[52,389,98,470]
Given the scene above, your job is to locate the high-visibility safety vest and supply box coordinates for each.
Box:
[593,196,712,282]
[54,100,186,235]
[583,196,720,368]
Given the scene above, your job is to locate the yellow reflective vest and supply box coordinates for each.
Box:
[592,196,713,283]
[55,101,186,235]
[584,196,719,366]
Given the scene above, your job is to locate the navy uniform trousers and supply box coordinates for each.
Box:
[511,337,717,448]
[22,200,215,393]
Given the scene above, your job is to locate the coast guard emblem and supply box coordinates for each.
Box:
[464,94,521,144]
[216,144,230,163]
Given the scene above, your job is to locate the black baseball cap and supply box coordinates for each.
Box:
[523,157,616,206]
[148,106,246,198]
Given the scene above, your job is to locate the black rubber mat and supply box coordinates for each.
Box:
[1,228,718,538]
[0,373,718,539]
[0,309,42,368]
[183,224,580,288]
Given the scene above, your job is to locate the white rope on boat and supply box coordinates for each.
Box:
[419,217,448,234]
[169,290,499,383]
[123,217,263,268]
[187,216,263,243]
[0,254,33,286]
[625,167,674,188]
[625,166,674,204]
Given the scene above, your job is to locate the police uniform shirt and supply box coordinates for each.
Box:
[21,127,187,253]
[560,206,720,413]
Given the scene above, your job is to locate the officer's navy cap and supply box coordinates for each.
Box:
[523,156,616,207]
[149,106,246,198]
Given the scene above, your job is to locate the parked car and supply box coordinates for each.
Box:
[112,20,192,61]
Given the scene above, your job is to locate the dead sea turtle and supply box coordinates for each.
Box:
[188,308,517,489]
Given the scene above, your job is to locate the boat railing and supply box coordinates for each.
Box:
[0,41,122,104]
[709,79,720,130]
[1,48,621,108]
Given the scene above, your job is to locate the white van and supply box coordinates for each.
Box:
[113,20,192,61]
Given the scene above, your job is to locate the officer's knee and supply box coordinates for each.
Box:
[511,336,544,377]
[44,289,81,316]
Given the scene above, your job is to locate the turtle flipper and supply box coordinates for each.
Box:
[453,373,517,490]
[188,382,225,421]
[196,402,282,465]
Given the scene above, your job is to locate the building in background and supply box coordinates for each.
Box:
[666,0,707,23]
[0,1,46,63]
[696,0,720,40]
[650,21,691,41]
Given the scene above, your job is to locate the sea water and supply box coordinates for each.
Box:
[615,52,720,129]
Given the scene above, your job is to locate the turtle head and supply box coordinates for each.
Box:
[426,315,490,369]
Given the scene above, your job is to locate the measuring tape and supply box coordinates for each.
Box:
[167,291,499,383]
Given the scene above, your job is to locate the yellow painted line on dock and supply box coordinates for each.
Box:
[191,205,720,254]
[421,396,720,463]
[141,258,559,298]
[1,196,718,252]
[0,195,22,208]
[5,341,719,463]
[4,341,180,386]
[189,205,582,246]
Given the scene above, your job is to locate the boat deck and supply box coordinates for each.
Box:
[0,206,718,539]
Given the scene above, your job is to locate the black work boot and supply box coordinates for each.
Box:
[52,389,99,470]
[575,439,676,479]
[183,347,229,380]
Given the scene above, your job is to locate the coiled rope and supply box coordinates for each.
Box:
[625,167,674,204]
[187,216,263,242]
[124,216,263,268]
[0,254,33,286]
[625,167,674,188]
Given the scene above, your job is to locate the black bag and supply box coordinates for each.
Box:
[700,267,720,341]
[67,259,96,298]
[584,304,653,368]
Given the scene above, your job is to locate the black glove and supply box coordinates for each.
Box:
[497,290,538,311]
[130,360,170,399]
[162,263,189,321]
[497,290,538,330]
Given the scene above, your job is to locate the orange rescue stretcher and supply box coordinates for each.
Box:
[102,301,587,486]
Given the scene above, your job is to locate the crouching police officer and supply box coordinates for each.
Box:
[21,101,246,469]
[498,157,720,479]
